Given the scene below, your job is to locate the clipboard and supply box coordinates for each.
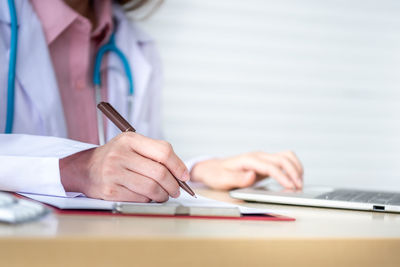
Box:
[18,193,295,221]
[52,209,294,221]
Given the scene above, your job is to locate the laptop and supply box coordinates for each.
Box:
[230,185,400,213]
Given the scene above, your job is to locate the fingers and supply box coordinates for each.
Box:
[278,151,304,176]
[122,152,180,198]
[115,169,170,203]
[80,133,187,202]
[120,133,189,182]
[240,156,295,189]
[256,152,302,188]
[101,185,151,203]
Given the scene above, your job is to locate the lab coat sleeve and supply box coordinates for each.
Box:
[0,134,96,196]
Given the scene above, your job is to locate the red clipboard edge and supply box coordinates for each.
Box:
[15,193,295,221]
[53,208,295,221]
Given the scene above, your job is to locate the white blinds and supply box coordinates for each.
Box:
[136,0,400,190]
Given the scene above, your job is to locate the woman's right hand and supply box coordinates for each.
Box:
[59,132,190,202]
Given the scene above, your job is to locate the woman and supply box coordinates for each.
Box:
[0,0,303,202]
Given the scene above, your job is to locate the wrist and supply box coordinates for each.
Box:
[190,159,216,183]
[59,148,96,193]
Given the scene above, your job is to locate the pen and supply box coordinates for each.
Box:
[97,101,196,198]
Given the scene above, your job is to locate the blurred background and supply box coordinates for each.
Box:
[134,0,400,190]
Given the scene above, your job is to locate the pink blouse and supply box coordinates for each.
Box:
[30,0,113,144]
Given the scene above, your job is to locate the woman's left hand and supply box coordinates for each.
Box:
[190,151,303,190]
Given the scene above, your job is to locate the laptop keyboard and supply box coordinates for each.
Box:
[315,189,400,205]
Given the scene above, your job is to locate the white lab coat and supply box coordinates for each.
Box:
[0,1,164,196]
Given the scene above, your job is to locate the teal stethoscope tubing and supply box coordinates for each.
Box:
[5,0,18,134]
[93,33,134,95]
[5,0,135,145]
[93,32,134,145]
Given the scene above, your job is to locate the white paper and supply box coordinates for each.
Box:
[20,190,276,215]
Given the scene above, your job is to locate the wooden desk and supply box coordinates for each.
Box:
[1,188,399,267]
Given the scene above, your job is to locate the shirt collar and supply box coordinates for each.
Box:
[30,0,113,45]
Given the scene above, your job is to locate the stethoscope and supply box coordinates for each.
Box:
[93,32,134,145]
[5,0,135,146]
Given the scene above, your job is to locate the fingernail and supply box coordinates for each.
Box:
[296,177,302,187]
[172,190,180,198]
[299,175,304,185]
[181,170,190,181]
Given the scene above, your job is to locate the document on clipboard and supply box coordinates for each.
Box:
[19,191,294,221]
